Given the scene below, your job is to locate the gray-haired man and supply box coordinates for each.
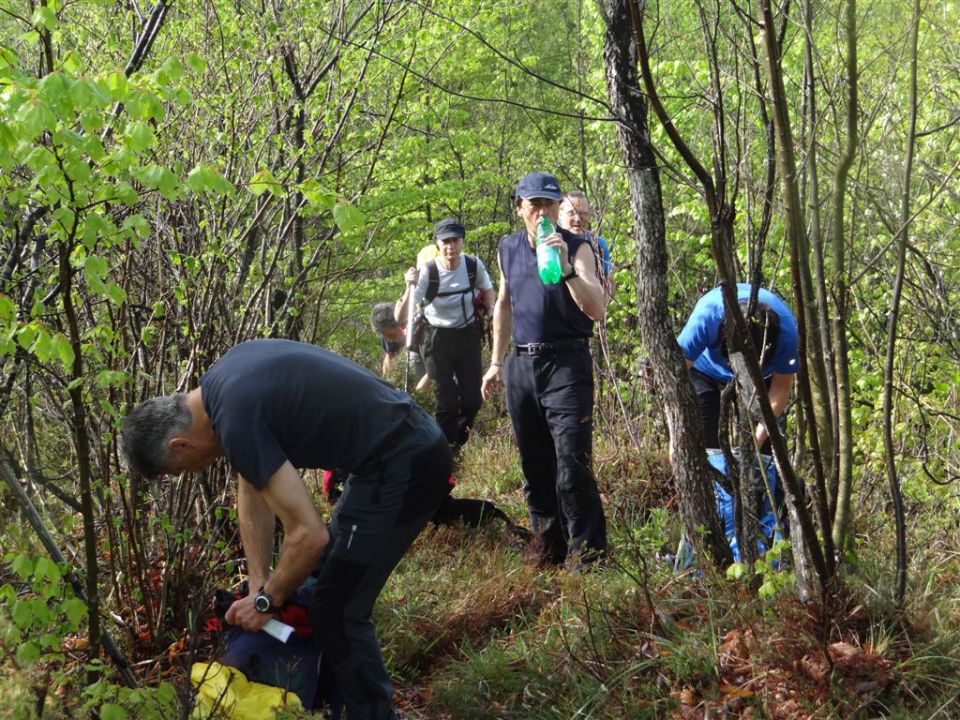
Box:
[122,339,451,720]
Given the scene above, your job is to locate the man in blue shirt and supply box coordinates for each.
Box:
[481,172,609,568]
[677,284,799,450]
[122,339,452,720]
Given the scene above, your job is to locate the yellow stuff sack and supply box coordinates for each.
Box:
[190,661,304,719]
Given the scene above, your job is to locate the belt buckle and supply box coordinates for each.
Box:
[520,343,543,355]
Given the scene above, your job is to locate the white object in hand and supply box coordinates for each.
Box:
[262,618,294,643]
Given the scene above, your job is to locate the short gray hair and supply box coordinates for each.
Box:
[121,394,192,478]
[370,303,399,334]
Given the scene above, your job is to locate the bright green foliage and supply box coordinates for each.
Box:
[1,0,960,715]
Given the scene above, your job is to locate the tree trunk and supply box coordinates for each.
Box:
[756,0,836,584]
[884,0,919,606]
[826,0,858,555]
[598,0,731,567]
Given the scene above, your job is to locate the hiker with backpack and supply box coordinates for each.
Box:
[396,217,495,453]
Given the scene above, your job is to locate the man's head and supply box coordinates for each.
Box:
[514,171,562,232]
[433,217,466,265]
[719,301,781,363]
[559,190,593,236]
[370,303,400,340]
[121,394,194,478]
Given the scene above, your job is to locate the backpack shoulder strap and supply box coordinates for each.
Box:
[465,255,477,291]
[424,260,440,303]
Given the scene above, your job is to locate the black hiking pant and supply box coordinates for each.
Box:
[309,405,452,720]
[504,345,607,566]
[420,323,483,448]
[689,368,778,453]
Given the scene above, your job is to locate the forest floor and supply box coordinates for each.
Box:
[3,400,960,719]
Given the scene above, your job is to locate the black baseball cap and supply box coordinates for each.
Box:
[514,171,563,201]
[434,217,465,241]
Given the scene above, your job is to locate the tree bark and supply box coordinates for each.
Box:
[756,0,836,584]
[826,0,858,555]
[598,0,731,567]
[884,0,919,606]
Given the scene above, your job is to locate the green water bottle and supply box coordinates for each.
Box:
[536,216,562,284]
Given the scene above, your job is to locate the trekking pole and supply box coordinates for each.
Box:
[404,280,417,393]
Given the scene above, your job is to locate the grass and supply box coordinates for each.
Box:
[3,416,960,718]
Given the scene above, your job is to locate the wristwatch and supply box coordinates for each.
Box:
[562,266,578,282]
[254,586,281,614]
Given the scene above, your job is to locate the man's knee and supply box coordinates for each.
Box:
[555,432,596,495]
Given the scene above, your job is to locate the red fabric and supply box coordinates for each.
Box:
[322,469,334,494]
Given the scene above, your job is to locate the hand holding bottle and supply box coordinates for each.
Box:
[536,217,562,284]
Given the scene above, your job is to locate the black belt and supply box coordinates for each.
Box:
[515,339,589,356]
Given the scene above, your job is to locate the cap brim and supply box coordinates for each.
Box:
[516,191,562,201]
[435,232,465,241]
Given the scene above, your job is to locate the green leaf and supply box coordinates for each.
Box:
[126,121,156,152]
[38,71,71,110]
[100,703,128,720]
[11,553,34,579]
[333,202,365,232]
[12,599,35,627]
[34,557,62,583]
[135,164,181,200]
[82,214,112,248]
[186,164,234,195]
[725,562,747,580]
[63,597,88,627]
[33,330,54,362]
[32,6,57,29]
[0,46,19,69]
[158,56,183,84]
[103,283,126,304]
[16,98,56,139]
[15,641,40,667]
[114,182,140,206]
[186,53,206,74]
[84,254,109,281]
[248,168,281,197]
[0,294,15,321]
[104,70,129,101]
[17,324,38,351]
[299,179,335,210]
[55,333,75,367]
[139,91,164,122]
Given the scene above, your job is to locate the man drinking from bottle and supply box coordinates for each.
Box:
[480,171,608,569]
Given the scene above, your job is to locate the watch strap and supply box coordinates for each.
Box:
[255,586,282,613]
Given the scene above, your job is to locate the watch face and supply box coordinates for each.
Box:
[255,594,271,612]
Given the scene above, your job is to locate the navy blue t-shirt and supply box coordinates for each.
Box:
[200,339,413,488]
[498,228,594,344]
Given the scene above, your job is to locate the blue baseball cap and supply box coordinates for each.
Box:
[433,217,465,241]
[514,171,563,201]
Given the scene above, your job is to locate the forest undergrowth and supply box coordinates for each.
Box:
[3,395,960,719]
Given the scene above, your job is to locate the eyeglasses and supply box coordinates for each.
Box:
[562,206,592,219]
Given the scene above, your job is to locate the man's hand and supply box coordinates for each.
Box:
[225,593,274,633]
[481,365,502,400]
[542,231,572,273]
[404,266,419,286]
